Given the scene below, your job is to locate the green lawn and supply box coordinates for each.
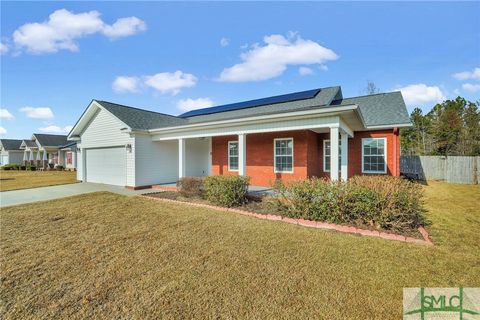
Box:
[0,170,77,191]
[0,181,478,319]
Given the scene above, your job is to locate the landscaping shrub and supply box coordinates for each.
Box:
[1,164,20,170]
[176,176,204,198]
[204,175,250,207]
[272,176,425,232]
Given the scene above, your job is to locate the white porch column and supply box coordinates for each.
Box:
[73,150,77,169]
[58,150,63,166]
[340,132,348,181]
[330,127,339,181]
[238,134,246,176]
[178,138,186,179]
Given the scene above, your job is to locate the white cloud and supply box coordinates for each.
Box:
[177,98,214,112]
[319,64,328,71]
[396,84,446,106]
[0,42,8,54]
[220,37,230,47]
[462,83,480,93]
[0,126,6,135]
[0,109,14,120]
[298,66,314,76]
[144,71,197,95]
[102,17,146,39]
[38,125,73,134]
[452,67,480,81]
[112,76,140,93]
[218,33,338,82]
[12,9,146,54]
[20,107,54,119]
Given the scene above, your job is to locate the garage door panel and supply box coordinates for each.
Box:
[86,147,126,186]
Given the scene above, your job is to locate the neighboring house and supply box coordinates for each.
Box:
[19,139,39,165]
[0,139,24,165]
[59,141,77,170]
[20,134,74,169]
[68,86,411,188]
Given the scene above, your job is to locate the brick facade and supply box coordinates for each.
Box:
[211,129,400,187]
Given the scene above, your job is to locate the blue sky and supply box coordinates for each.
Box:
[1,1,479,139]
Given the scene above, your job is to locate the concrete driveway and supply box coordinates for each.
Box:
[0,183,155,207]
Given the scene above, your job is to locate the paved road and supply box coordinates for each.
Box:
[0,183,156,207]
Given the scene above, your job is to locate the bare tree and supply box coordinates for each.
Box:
[364,81,380,95]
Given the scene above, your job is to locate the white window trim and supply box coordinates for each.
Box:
[273,138,294,173]
[323,139,342,172]
[361,137,387,174]
[228,141,239,172]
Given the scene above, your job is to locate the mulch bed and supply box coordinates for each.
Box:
[143,191,425,240]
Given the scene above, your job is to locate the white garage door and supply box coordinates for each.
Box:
[85,147,126,186]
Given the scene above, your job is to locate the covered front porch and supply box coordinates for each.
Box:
[22,148,65,169]
[148,109,358,186]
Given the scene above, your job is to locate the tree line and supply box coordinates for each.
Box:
[400,97,480,156]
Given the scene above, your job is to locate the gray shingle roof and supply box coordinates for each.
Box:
[22,140,37,148]
[33,134,68,147]
[92,87,410,131]
[96,100,188,130]
[59,141,77,149]
[0,139,23,150]
[331,91,411,127]
[184,86,342,123]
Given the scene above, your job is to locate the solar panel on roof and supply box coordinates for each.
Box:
[179,88,321,118]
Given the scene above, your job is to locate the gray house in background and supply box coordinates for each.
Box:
[19,134,76,170]
[0,139,24,165]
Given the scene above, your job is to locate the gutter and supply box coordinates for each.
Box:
[365,123,412,130]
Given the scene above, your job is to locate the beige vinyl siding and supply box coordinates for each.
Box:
[76,108,135,186]
[185,138,211,177]
[134,135,178,186]
[0,151,24,165]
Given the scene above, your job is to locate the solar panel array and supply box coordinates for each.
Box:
[179,88,321,118]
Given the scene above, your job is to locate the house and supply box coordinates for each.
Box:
[0,139,24,165]
[68,86,411,188]
[20,134,75,169]
[59,141,78,170]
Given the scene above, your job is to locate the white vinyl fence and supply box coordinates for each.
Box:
[400,156,480,184]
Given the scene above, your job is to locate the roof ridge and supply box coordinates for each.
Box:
[340,91,401,100]
[96,100,181,119]
[33,133,67,136]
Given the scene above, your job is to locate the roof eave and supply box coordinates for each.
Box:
[149,104,359,134]
[67,100,132,140]
[364,123,413,129]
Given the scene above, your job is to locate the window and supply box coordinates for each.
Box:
[362,138,387,174]
[228,141,239,171]
[323,140,342,172]
[66,152,73,165]
[274,138,293,173]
